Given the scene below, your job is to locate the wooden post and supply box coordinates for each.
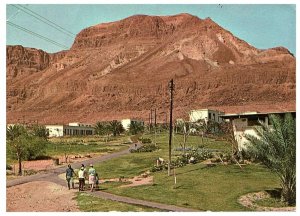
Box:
[168,79,174,176]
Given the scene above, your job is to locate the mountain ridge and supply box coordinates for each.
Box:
[6,13,295,124]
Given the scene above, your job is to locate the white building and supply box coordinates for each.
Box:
[189,109,225,123]
[121,119,144,131]
[45,122,94,137]
[220,111,296,150]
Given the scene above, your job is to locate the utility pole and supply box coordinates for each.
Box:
[168,79,174,176]
[154,108,157,146]
[150,109,153,133]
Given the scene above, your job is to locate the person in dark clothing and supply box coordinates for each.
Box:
[66,164,75,190]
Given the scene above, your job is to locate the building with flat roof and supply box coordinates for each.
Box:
[189,109,225,123]
[121,119,144,131]
[220,111,296,150]
[45,123,94,137]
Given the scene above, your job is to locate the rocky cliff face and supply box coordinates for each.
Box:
[6,13,296,124]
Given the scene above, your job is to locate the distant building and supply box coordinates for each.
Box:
[45,122,94,137]
[220,111,296,150]
[121,119,144,131]
[189,109,225,123]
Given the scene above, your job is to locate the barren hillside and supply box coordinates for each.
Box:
[6,13,296,124]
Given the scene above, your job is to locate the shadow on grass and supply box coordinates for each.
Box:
[265,188,282,198]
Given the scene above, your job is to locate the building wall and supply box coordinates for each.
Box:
[121,119,131,131]
[46,125,64,137]
[46,124,95,137]
[190,109,224,123]
[232,118,265,150]
[121,119,144,131]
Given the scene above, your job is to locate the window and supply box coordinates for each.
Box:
[209,113,211,119]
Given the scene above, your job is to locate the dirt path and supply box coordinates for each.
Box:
[6,181,79,212]
[6,143,197,212]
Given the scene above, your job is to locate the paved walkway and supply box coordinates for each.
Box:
[7,142,199,212]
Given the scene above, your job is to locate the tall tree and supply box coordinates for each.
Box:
[94,121,109,135]
[245,113,296,205]
[175,120,193,155]
[7,124,28,175]
[7,124,47,175]
[31,124,49,140]
[108,120,124,137]
[129,121,144,135]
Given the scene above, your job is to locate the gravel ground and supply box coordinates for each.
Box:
[6,181,80,212]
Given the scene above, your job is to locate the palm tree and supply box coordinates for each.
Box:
[108,120,124,137]
[94,121,109,135]
[7,124,48,175]
[129,121,144,135]
[175,120,192,154]
[6,124,28,175]
[245,113,296,205]
[31,124,49,140]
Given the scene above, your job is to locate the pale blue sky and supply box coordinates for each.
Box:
[6,4,296,54]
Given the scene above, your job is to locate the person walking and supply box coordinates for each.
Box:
[88,164,96,192]
[81,164,87,190]
[66,164,75,190]
[78,166,85,191]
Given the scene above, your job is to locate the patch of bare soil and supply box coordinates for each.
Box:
[11,154,101,173]
[6,181,80,212]
[238,191,295,211]
[105,172,153,188]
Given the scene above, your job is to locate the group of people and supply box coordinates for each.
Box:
[65,163,99,192]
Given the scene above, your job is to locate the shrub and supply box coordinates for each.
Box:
[6,164,12,170]
[130,144,158,153]
[138,138,152,144]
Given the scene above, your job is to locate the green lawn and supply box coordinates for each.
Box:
[6,135,132,164]
[76,192,162,212]
[45,137,130,157]
[92,132,280,211]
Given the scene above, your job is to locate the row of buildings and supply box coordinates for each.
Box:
[45,119,142,137]
[42,109,295,150]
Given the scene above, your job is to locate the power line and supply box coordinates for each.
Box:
[7,21,69,49]
[6,7,20,21]
[11,4,75,38]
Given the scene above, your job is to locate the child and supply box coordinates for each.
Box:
[95,173,99,190]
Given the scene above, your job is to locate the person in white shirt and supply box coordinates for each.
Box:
[78,167,85,191]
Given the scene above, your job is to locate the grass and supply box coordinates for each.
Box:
[92,132,280,211]
[255,197,289,208]
[103,164,279,211]
[76,192,162,212]
[47,135,132,157]
[6,135,132,165]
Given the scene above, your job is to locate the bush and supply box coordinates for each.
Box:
[138,138,152,144]
[130,144,158,153]
[6,164,12,170]
[150,149,214,173]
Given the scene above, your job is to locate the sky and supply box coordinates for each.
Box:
[6,4,296,55]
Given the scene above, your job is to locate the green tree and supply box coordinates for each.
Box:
[108,120,124,137]
[94,121,109,135]
[175,120,193,154]
[7,124,47,175]
[129,121,144,135]
[31,124,49,140]
[245,114,296,205]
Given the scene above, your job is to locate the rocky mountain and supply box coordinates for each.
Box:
[6,13,296,124]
